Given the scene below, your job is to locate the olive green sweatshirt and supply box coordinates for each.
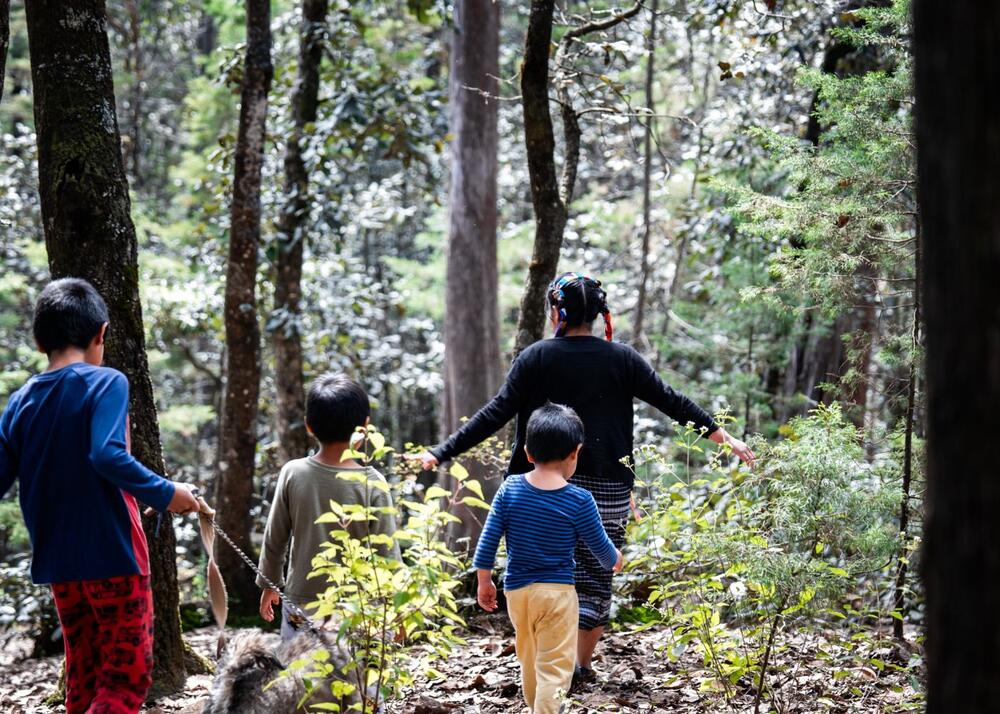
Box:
[256,457,401,609]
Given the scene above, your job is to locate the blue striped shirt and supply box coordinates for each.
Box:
[473,473,619,591]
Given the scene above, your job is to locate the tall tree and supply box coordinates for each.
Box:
[513,0,564,354]
[24,0,186,692]
[442,0,501,539]
[215,0,273,611]
[915,1,1000,709]
[270,0,327,465]
[514,1,641,353]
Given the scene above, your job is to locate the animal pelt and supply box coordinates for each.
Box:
[201,630,364,713]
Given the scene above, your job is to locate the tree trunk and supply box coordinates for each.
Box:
[0,0,9,100]
[126,0,143,187]
[632,0,658,346]
[443,0,501,547]
[270,0,326,465]
[893,225,920,640]
[514,0,565,354]
[215,0,272,613]
[25,0,186,693]
[915,1,1000,709]
[513,2,640,354]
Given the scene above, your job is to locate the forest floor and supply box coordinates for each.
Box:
[1,613,924,713]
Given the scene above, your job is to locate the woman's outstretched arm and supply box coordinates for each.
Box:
[407,350,533,470]
[630,346,755,467]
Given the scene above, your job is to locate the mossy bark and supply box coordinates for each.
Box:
[24,0,187,694]
[270,0,326,465]
[215,0,273,613]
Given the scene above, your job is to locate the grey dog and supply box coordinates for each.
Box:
[201,630,365,713]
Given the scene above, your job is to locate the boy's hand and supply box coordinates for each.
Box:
[167,483,200,514]
[260,588,280,622]
[477,570,498,611]
[613,549,624,573]
[403,450,439,471]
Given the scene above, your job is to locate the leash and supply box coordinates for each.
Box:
[182,492,337,655]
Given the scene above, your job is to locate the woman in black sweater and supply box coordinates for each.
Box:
[410,272,754,682]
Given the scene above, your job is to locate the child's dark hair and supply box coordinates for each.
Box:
[33,278,110,355]
[525,402,585,463]
[546,272,613,340]
[305,374,371,444]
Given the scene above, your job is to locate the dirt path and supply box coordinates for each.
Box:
[0,617,923,713]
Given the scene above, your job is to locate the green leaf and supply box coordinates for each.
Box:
[425,485,451,501]
[463,479,484,500]
[460,496,491,510]
[368,430,386,451]
[450,462,469,482]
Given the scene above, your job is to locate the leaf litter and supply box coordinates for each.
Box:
[0,613,923,713]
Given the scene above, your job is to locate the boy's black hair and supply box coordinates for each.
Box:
[306,373,371,444]
[525,402,585,463]
[546,272,613,340]
[33,278,110,355]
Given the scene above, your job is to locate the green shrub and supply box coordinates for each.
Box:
[287,426,486,712]
[628,404,901,706]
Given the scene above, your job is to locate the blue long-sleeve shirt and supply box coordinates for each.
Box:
[0,363,175,584]
[473,473,618,591]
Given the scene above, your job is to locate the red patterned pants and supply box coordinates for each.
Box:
[51,574,154,714]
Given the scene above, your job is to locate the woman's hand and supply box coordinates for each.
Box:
[403,450,439,471]
[710,428,756,468]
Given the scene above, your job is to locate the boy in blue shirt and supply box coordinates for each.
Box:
[475,403,623,714]
[0,278,198,714]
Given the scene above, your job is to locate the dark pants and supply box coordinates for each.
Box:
[51,574,154,714]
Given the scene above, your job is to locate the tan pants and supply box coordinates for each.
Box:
[506,583,578,714]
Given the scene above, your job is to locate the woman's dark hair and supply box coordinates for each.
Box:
[546,272,613,340]
[305,373,371,444]
[525,402,586,463]
[33,278,110,355]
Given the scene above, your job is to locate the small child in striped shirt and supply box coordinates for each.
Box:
[474,403,623,714]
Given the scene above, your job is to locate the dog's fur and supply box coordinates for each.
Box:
[201,631,363,713]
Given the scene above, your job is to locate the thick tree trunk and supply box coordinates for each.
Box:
[215,0,272,613]
[443,0,501,547]
[25,0,186,693]
[514,0,565,354]
[915,1,1000,709]
[633,0,658,346]
[270,0,326,465]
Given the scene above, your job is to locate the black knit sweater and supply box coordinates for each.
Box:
[430,336,718,489]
